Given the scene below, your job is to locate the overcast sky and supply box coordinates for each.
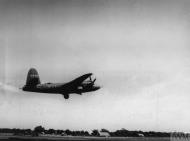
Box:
[0,0,190,132]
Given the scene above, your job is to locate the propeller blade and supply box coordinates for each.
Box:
[92,78,96,84]
[93,78,96,83]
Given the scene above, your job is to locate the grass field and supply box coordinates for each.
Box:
[0,136,171,141]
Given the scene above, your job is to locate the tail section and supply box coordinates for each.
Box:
[25,68,41,87]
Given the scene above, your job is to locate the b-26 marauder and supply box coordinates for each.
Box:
[22,68,100,99]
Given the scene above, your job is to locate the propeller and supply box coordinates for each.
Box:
[85,76,96,87]
[92,78,96,84]
[89,76,96,83]
[89,78,96,86]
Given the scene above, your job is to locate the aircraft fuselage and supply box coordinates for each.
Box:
[23,82,100,94]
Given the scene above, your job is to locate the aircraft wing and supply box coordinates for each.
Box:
[68,73,93,86]
[61,73,93,90]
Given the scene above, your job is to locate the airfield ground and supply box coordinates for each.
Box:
[0,136,171,141]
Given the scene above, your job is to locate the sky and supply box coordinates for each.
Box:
[0,0,190,132]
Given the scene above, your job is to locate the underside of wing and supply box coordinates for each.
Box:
[68,73,93,87]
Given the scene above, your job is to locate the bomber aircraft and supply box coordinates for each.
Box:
[22,68,100,99]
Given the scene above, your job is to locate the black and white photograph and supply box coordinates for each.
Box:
[0,0,190,140]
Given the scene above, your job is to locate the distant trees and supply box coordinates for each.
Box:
[46,129,55,134]
[0,128,32,136]
[0,126,173,137]
[109,129,171,137]
[65,129,90,136]
[91,129,100,136]
[100,128,110,133]
[33,126,45,134]
[65,129,72,135]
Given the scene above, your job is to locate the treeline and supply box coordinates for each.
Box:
[109,129,170,137]
[0,126,176,137]
[0,128,32,135]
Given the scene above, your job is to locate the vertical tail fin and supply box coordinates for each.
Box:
[26,68,41,87]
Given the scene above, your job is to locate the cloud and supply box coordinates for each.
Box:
[0,82,19,93]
